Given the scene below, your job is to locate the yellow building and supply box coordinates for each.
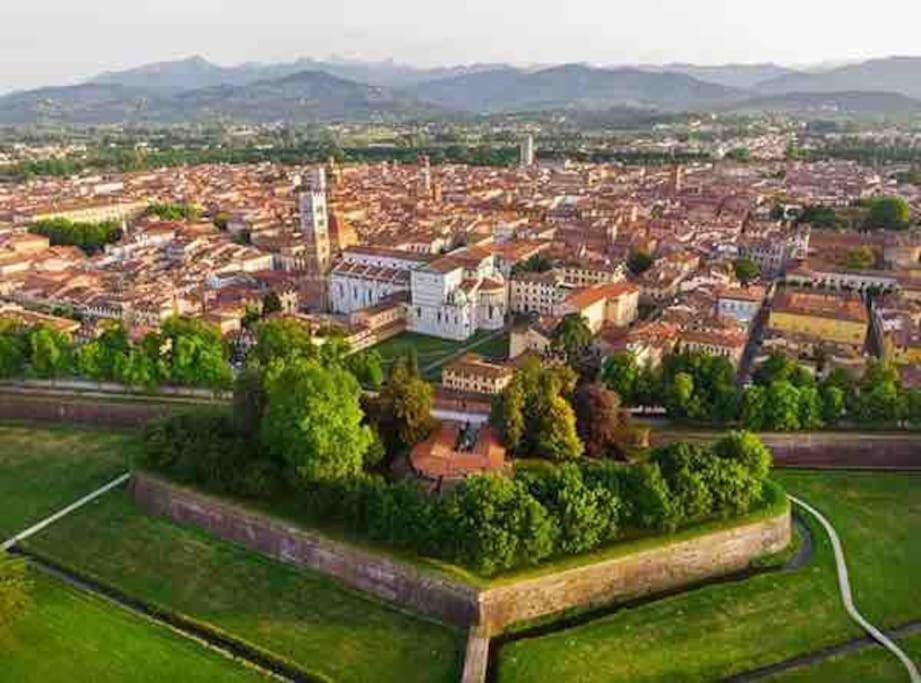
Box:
[768,289,868,350]
[442,353,513,395]
[30,200,148,224]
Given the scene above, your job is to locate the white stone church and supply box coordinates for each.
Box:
[329,244,508,341]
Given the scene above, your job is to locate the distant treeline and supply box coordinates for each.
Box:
[798,142,921,164]
[3,142,712,181]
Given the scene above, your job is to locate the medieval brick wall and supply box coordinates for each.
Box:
[132,472,790,635]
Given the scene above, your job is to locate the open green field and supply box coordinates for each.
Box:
[372,329,508,379]
[22,491,463,683]
[0,423,136,537]
[765,634,921,683]
[773,470,921,627]
[0,570,264,683]
[498,470,921,682]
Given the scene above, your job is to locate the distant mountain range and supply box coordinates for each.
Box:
[0,55,918,125]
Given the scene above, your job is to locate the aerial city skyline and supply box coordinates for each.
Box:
[0,3,919,682]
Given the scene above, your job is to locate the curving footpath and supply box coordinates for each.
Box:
[790,495,921,683]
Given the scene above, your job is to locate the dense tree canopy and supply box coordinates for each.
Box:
[627,249,654,276]
[29,217,122,254]
[865,196,911,231]
[492,358,582,460]
[732,257,761,284]
[261,358,372,483]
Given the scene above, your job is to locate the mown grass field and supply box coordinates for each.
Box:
[372,329,508,379]
[0,423,136,537]
[22,491,464,683]
[764,633,921,683]
[498,470,921,682]
[772,470,921,627]
[0,570,264,683]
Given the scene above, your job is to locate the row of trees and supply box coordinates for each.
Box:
[602,349,921,429]
[0,317,233,390]
[145,202,202,221]
[793,197,914,232]
[292,431,772,574]
[29,217,122,254]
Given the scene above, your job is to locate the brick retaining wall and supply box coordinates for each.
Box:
[477,511,790,633]
[131,471,480,628]
[132,472,790,635]
[0,392,177,428]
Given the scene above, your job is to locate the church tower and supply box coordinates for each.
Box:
[299,167,330,274]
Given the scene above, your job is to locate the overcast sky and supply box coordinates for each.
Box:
[3,0,920,91]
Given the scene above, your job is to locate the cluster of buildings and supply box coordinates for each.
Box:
[1,152,919,455]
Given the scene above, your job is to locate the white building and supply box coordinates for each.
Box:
[329,246,431,315]
[408,247,508,341]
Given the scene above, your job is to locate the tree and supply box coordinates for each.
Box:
[520,464,619,554]
[650,442,713,523]
[511,253,552,275]
[551,314,593,370]
[0,552,30,628]
[797,205,844,230]
[375,357,435,452]
[711,430,773,482]
[345,350,384,389]
[865,196,911,231]
[27,325,72,378]
[160,317,232,389]
[444,474,555,575]
[820,384,846,424]
[261,358,372,482]
[251,317,317,366]
[491,358,581,460]
[262,291,283,315]
[536,395,584,461]
[76,321,131,381]
[146,202,202,221]
[740,385,767,431]
[846,246,875,270]
[797,385,825,430]
[0,323,27,378]
[572,383,624,458]
[665,372,696,418]
[732,257,760,285]
[601,352,639,405]
[627,249,654,276]
[764,380,802,431]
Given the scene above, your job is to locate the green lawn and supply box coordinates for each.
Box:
[372,330,508,379]
[22,491,463,683]
[498,470,921,682]
[773,470,921,628]
[0,423,136,537]
[0,570,264,682]
[764,634,921,683]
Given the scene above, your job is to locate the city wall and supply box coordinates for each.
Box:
[132,471,790,635]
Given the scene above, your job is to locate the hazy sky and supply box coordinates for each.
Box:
[3,0,920,91]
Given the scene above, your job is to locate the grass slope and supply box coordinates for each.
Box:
[22,491,463,683]
[765,634,921,683]
[0,423,135,537]
[773,470,921,627]
[499,470,921,682]
[0,570,263,682]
